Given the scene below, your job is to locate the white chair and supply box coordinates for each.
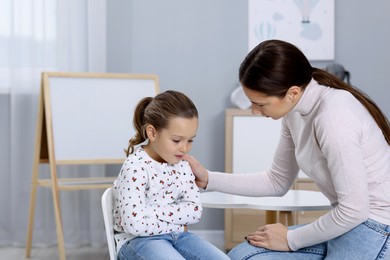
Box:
[102,187,117,260]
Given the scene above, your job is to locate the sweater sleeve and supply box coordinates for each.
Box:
[207,120,299,197]
[114,159,184,237]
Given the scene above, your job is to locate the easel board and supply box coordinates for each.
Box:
[43,72,159,164]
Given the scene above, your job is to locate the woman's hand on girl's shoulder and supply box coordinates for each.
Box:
[183,154,209,189]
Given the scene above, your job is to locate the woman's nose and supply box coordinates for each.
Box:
[251,106,263,116]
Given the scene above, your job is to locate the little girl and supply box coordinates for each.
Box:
[113,90,228,259]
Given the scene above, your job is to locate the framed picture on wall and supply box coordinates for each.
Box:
[248,0,335,60]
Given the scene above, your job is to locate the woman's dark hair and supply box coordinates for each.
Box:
[125,90,198,156]
[239,39,390,145]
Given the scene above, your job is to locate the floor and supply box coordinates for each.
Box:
[0,246,109,260]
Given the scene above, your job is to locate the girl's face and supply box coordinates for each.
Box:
[145,117,198,164]
[242,86,302,119]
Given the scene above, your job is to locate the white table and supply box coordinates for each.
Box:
[200,190,332,226]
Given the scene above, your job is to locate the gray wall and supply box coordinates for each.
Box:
[106,0,390,230]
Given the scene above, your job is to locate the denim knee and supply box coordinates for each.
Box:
[227,240,326,260]
[228,241,270,260]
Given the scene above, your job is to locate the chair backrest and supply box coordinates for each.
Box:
[102,187,117,260]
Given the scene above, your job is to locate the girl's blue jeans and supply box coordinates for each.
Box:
[118,231,229,260]
[228,218,390,260]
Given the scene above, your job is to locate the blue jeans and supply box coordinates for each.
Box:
[228,218,390,260]
[118,231,229,260]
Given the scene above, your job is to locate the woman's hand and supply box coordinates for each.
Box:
[246,223,291,251]
[183,154,209,189]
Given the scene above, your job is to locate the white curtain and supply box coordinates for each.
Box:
[0,0,108,248]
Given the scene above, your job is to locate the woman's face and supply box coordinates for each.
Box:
[242,86,301,120]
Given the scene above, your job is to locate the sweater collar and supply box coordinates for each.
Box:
[290,79,328,116]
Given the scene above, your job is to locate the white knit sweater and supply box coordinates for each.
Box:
[207,79,390,251]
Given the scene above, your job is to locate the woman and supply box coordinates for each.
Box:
[185,40,390,259]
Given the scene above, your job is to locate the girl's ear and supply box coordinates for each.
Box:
[145,125,157,141]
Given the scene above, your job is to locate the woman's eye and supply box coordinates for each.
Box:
[251,102,263,108]
[173,140,180,143]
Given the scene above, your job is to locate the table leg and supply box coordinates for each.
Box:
[265,210,277,224]
[279,211,293,226]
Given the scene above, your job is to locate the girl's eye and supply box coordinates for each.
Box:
[188,140,194,143]
[173,140,180,143]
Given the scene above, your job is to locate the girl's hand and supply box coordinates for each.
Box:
[183,154,209,189]
[246,223,291,251]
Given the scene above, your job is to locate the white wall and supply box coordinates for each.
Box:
[106,0,390,231]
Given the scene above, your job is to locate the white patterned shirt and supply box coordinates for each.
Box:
[113,146,202,253]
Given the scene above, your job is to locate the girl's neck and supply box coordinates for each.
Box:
[142,145,165,163]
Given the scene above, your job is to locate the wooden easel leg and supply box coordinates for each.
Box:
[265,210,277,224]
[26,84,44,258]
[52,187,66,260]
[25,179,38,257]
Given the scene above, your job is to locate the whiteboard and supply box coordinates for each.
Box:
[44,73,159,164]
[228,110,308,178]
[232,115,281,173]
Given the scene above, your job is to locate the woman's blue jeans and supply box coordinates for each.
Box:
[118,231,229,260]
[228,218,390,260]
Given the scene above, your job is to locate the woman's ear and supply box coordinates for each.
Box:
[286,86,302,102]
[145,125,157,141]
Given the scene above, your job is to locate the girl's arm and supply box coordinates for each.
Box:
[156,164,202,225]
[114,160,184,236]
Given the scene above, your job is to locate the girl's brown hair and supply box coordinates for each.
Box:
[125,90,198,156]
